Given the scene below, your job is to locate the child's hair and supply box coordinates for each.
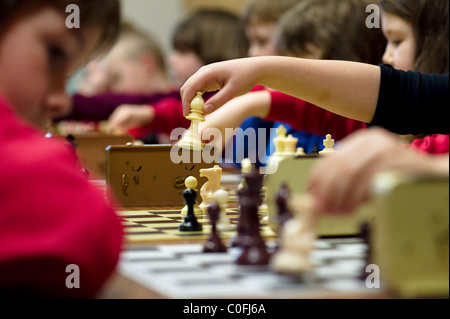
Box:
[0,0,121,57]
[380,0,449,73]
[274,0,386,65]
[172,9,249,65]
[113,21,167,72]
[241,0,302,25]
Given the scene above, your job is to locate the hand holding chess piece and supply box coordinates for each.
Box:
[177,92,205,151]
[270,193,318,274]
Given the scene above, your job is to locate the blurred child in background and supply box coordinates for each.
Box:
[107,9,249,143]
[51,22,180,139]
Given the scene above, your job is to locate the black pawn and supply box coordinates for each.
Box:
[203,201,227,253]
[179,182,202,232]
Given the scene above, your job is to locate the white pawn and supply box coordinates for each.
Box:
[319,134,336,154]
[213,189,234,232]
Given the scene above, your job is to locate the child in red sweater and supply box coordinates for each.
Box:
[0,0,123,298]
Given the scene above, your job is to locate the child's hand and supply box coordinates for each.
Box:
[180,58,262,117]
[108,104,154,133]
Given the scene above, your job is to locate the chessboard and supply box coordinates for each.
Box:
[118,205,276,244]
[118,238,388,299]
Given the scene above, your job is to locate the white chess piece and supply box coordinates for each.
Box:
[266,126,298,174]
[213,189,234,231]
[237,158,253,190]
[319,134,336,154]
[178,92,205,151]
[199,165,222,213]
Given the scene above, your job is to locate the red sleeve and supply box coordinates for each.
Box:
[409,134,449,154]
[265,90,367,140]
[0,136,123,298]
[128,97,190,139]
[250,85,266,92]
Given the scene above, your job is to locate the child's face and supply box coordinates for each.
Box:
[168,50,204,88]
[245,22,278,57]
[381,11,415,71]
[0,7,100,128]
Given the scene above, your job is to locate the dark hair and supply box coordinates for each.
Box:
[275,0,386,64]
[0,0,121,57]
[172,9,249,65]
[380,0,449,73]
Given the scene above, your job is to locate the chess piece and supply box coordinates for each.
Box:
[237,158,253,190]
[179,176,203,232]
[259,181,269,220]
[203,200,227,253]
[281,134,298,155]
[274,182,293,252]
[199,165,222,213]
[230,170,263,248]
[319,134,336,154]
[177,92,205,151]
[232,170,270,266]
[296,147,305,156]
[270,193,318,274]
[181,176,202,217]
[213,189,234,232]
[266,125,298,174]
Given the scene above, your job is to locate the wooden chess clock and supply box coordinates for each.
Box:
[105,144,214,207]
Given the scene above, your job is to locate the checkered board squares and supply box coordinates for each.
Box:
[118,238,386,298]
[118,208,276,244]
